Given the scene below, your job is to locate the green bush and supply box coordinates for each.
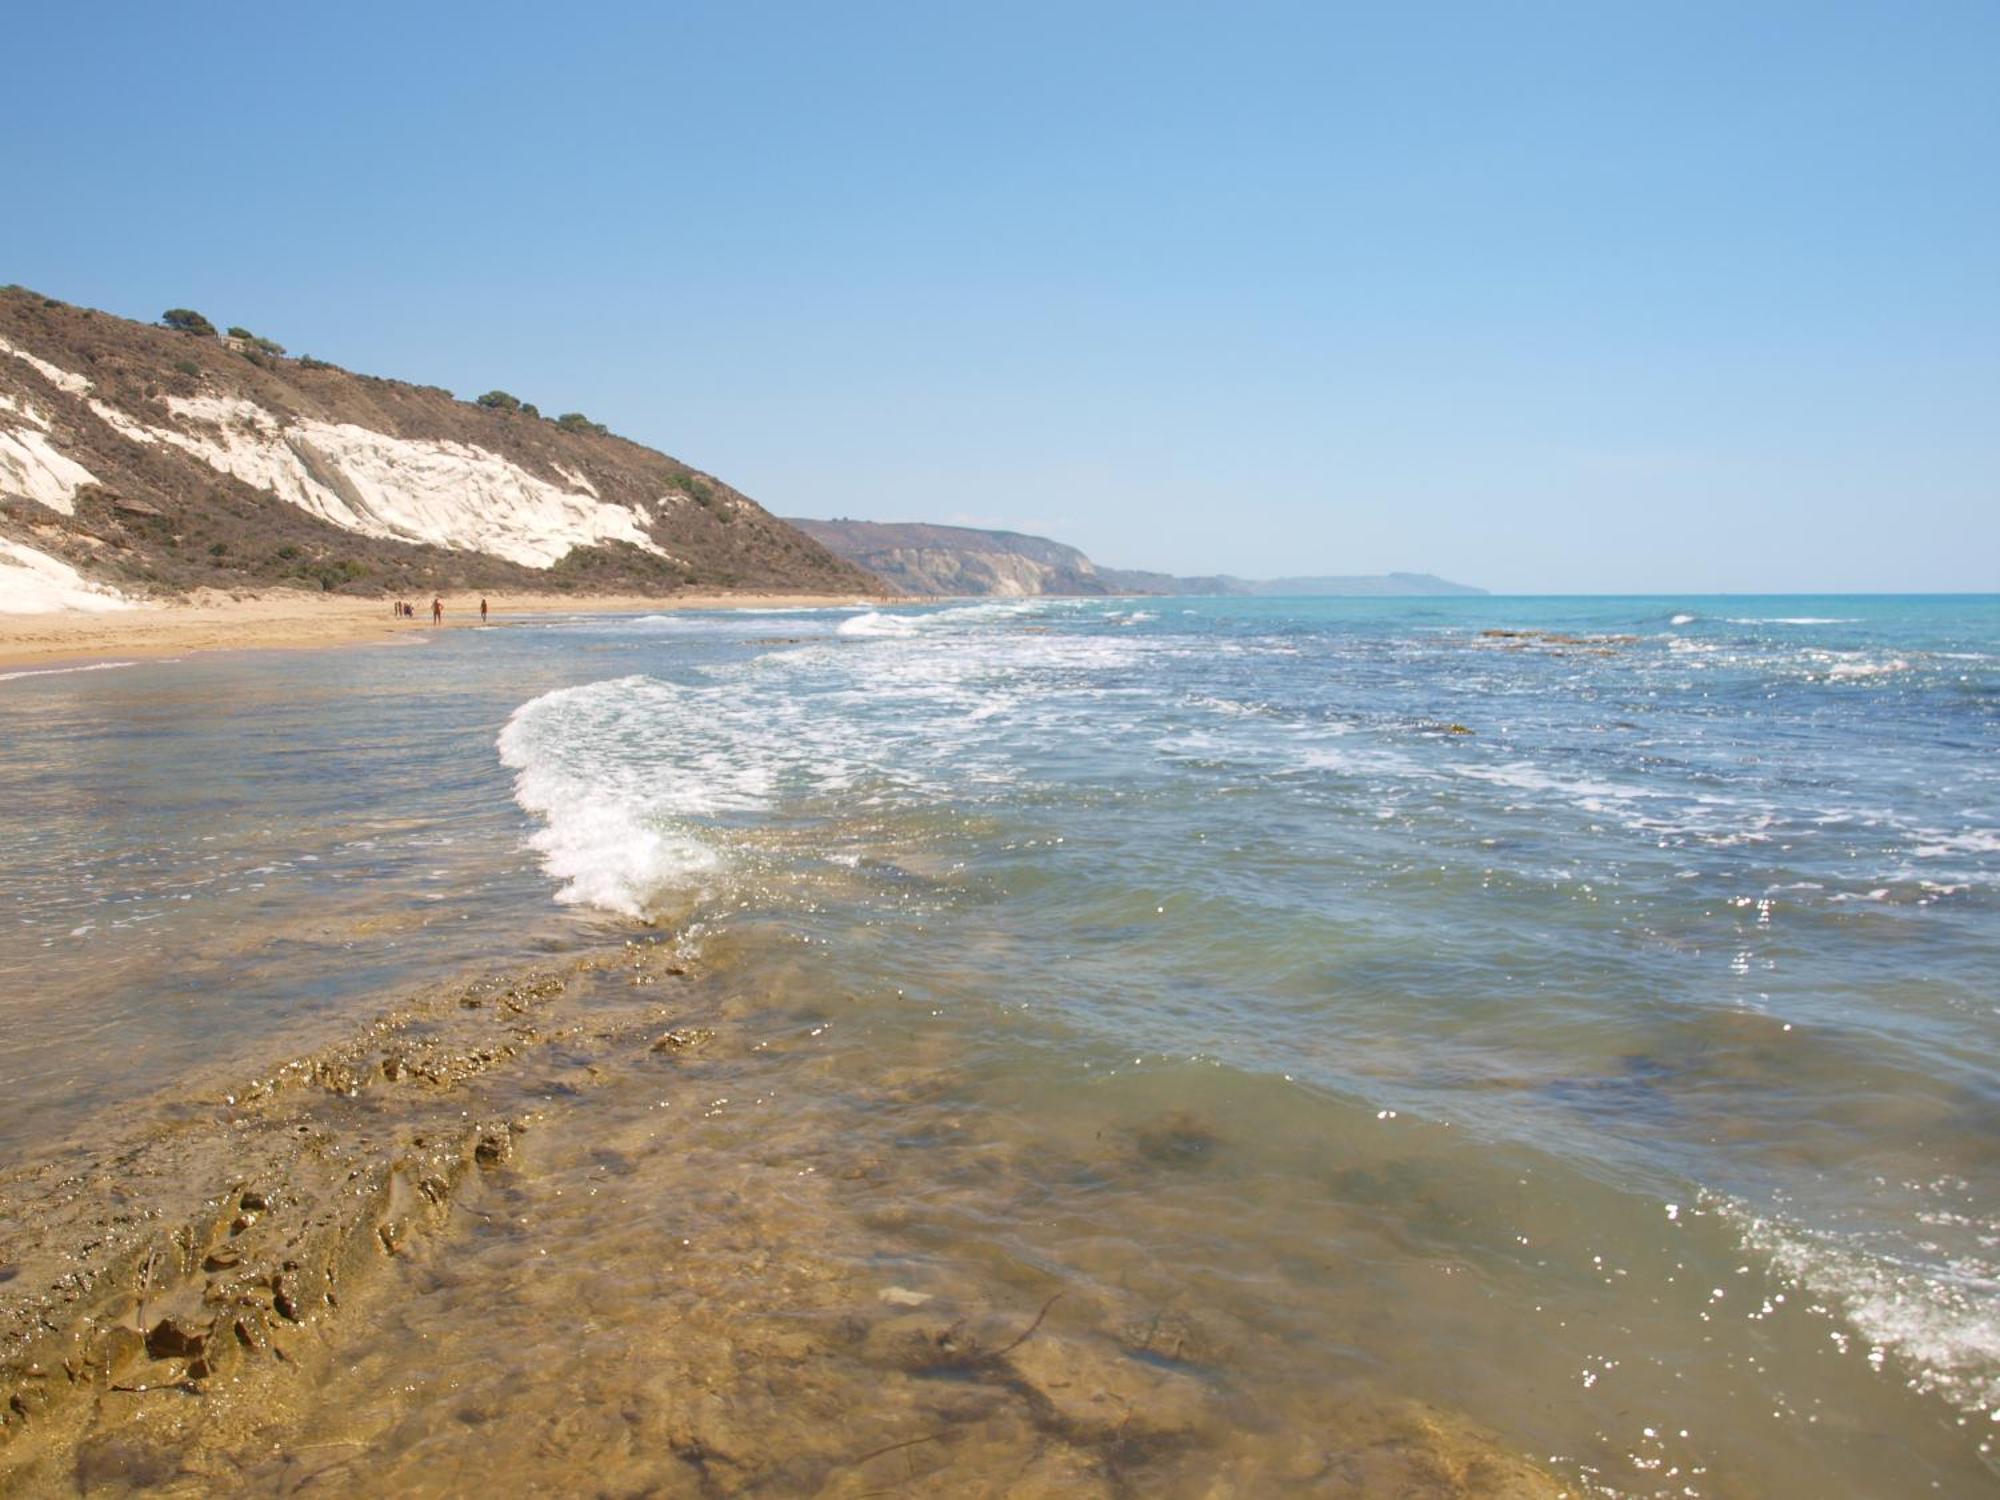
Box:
[556,412,609,435]
[221,327,287,362]
[173,359,200,376]
[297,355,335,371]
[161,308,217,337]
[476,390,522,412]
[303,558,370,592]
[276,544,301,560]
[208,541,228,557]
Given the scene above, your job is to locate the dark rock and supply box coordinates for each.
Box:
[651,1026,713,1053]
[144,1318,207,1361]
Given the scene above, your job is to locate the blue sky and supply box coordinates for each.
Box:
[8,2,1995,592]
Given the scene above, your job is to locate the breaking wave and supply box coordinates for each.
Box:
[836,609,920,638]
[496,677,724,918]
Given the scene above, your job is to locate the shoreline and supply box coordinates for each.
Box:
[0,587,896,672]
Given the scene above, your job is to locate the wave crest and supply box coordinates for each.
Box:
[497,677,722,918]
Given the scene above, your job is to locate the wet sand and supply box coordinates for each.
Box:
[0,935,1563,1498]
[0,588,893,671]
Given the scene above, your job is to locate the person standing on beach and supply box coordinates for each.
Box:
[431,596,443,625]
[480,597,488,623]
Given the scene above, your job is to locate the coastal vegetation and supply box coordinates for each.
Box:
[159,308,216,337]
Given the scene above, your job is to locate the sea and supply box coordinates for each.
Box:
[2,594,1996,1496]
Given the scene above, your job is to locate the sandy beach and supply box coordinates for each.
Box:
[0,587,892,671]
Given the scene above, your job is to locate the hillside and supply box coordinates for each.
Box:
[784,518,1130,597]
[0,288,878,607]
[787,518,1481,598]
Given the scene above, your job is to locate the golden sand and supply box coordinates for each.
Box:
[0,587,891,670]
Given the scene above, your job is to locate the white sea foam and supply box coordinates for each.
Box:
[0,659,139,683]
[497,678,724,917]
[496,611,1188,915]
[836,610,921,638]
[1669,612,1697,626]
[1727,617,1859,625]
[1910,829,2000,859]
[1819,655,1912,680]
[1449,760,1654,803]
[727,605,857,614]
[1715,1193,2000,1415]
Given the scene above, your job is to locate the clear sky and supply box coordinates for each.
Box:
[8,3,1995,592]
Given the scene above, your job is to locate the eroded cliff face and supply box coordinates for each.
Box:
[785,519,1121,597]
[860,545,1079,598]
[0,290,879,605]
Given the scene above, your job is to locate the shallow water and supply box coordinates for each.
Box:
[2,596,1997,1495]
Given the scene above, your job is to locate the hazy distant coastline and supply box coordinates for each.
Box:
[787,517,1484,599]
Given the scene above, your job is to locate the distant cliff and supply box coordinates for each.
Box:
[786,518,1482,599]
[0,287,878,606]
[785,519,1123,597]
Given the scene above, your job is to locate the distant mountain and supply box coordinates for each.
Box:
[0,287,877,605]
[785,518,1482,598]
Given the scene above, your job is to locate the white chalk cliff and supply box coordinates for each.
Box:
[1,340,665,570]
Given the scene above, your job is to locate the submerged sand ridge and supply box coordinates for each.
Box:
[0,934,1564,1498]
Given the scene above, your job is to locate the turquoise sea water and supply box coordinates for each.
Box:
[3,594,1996,1494]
